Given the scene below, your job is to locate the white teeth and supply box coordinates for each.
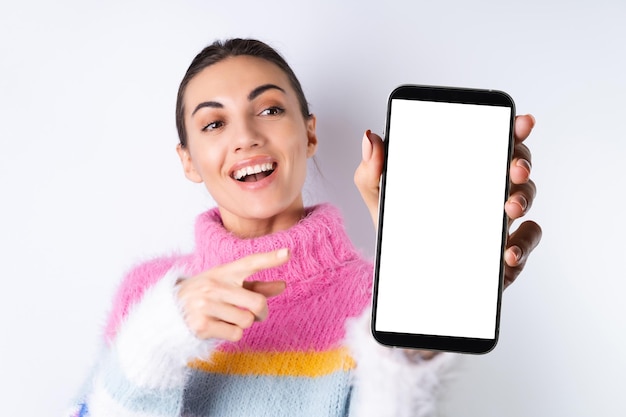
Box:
[233,162,274,180]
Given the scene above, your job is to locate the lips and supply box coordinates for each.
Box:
[229,156,277,183]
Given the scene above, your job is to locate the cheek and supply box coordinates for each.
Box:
[291,141,310,182]
[288,126,311,158]
[188,143,223,179]
[286,141,309,177]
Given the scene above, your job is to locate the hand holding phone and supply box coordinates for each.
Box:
[371,85,515,354]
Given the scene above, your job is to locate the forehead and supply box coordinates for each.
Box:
[184,55,292,105]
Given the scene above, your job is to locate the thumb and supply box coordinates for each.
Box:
[354,130,385,228]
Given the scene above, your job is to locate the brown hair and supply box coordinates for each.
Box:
[175,38,311,148]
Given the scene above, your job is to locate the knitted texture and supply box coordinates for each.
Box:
[105,204,373,347]
[68,203,454,417]
[178,204,373,416]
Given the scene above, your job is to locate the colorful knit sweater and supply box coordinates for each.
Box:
[65,204,454,417]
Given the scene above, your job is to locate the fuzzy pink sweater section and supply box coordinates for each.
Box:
[104,204,374,348]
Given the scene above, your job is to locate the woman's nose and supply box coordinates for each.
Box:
[232,118,264,152]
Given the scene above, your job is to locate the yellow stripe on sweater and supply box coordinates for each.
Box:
[189,347,356,377]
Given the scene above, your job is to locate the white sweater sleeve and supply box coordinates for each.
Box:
[68,268,219,417]
[345,307,458,417]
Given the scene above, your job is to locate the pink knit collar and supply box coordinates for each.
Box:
[190,203,364,287]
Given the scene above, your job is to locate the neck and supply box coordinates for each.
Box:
[218,197,306,238]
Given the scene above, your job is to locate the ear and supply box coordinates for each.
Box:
[176,144,203,183]
[305,114,318,158]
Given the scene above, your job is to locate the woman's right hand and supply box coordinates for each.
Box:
[176,248,290,341]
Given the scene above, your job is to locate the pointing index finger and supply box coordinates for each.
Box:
[213,248,291,286]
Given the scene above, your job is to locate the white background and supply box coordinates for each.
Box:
[0,1,624,416]
[376,100,510,339]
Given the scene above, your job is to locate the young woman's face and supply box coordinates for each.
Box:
[177,55,317,236]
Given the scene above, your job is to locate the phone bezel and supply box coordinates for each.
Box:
[371,84,516,355]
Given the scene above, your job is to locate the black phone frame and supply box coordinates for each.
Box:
[371,84,516,355]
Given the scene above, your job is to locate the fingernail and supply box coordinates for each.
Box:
[513,194,528,211]
[527,114,536,126]
[277,248,290,259]
[361,130,373,162]
[516,158,532,176]
[509,246,523,264]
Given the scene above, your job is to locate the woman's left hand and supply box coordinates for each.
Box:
[354,114,542,289]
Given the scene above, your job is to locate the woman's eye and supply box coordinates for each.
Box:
[259,106,284,116]
[202,120,224,131]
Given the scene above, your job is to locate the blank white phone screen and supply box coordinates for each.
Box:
[375,99,511,339]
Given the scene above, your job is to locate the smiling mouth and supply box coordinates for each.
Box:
[232,162,277,182]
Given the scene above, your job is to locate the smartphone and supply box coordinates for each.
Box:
[371,84,515,354]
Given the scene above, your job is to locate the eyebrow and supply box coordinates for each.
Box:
[191,84,286,117]
[248,84,286,101]
[191,100,223,117]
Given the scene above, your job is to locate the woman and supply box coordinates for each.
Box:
[66,38,541,417]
